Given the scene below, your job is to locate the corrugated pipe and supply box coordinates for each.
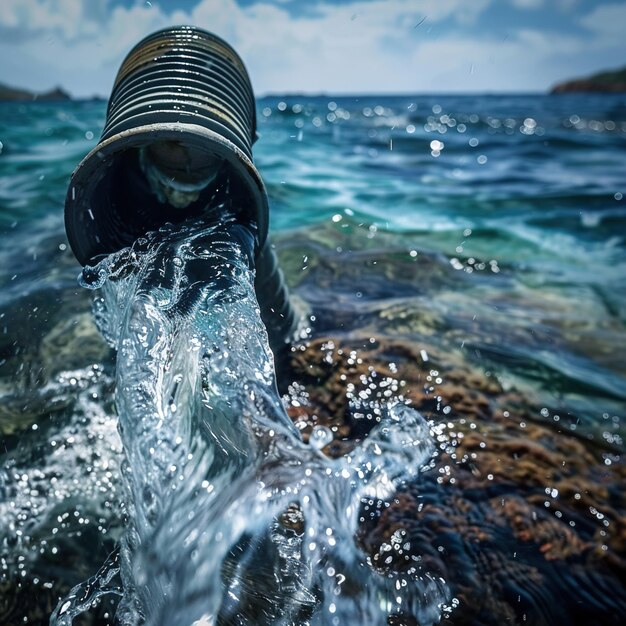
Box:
[64,25,298,355]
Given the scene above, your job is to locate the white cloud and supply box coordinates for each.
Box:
[579,2,626,43]
[0,0,622,96]
[0,0,492,95]
[509,0,543,9]
[0,0,110,40]
[402,27,590,92]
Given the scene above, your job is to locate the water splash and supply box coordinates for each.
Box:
[51,215,448,625]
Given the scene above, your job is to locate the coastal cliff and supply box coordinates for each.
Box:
[0,83,72,102]
[551,65,626,93]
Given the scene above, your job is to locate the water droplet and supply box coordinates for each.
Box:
[310,425,333,450]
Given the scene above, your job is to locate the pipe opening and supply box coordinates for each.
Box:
[65,126,268,266]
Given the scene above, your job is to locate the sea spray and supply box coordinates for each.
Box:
[51,214,448,625]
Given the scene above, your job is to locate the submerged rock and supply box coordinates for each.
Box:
[285,335,626,626]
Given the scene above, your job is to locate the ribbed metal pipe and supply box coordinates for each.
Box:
[65,25,267,267]
[64,25,300,354]
[103,26,257,158]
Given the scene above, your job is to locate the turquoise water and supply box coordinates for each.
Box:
[1,95,625,625]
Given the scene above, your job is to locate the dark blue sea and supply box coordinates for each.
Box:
[1,94,625,625]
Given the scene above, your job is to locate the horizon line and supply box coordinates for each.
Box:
[22,89,561,100]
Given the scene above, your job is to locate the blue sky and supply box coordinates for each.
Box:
[0,0,624,96]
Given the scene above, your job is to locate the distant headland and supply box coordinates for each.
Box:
[550,65,626,93]
[0,83,72,102]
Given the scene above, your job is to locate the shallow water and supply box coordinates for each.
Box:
[0,94,625,625]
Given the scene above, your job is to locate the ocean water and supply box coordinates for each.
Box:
[0,94,625,625]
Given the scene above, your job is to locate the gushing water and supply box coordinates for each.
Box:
[51,214,448,625]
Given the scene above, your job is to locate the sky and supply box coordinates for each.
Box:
[0,0,624,97]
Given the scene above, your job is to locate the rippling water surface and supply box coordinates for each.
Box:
[0,94,625,625]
